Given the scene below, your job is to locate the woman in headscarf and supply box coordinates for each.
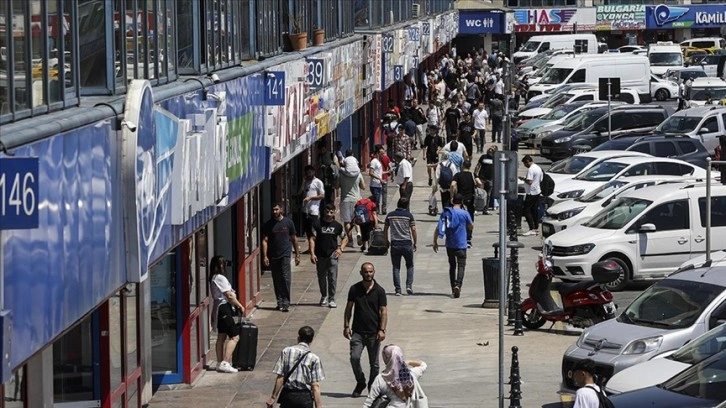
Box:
[363,344,427,407]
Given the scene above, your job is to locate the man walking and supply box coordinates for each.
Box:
[489,95,504,143]
[338,157,366,246]
[472,101,489,153]
[377,146,391,214]
[343,262,388,397]
[519,155,543,236]
[393,152,413,205]
[432,194,473,298]
[309,204,348,308]
[435,151,458,209]
[262,203,301,312]
[266,326,325,408]
[299,165,325,242]
[368,146,384,212]
[572,359,602,408]
[450,160,482,247]
[383,198,417,295]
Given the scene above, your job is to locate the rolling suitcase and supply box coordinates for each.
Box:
[367,229,389,255]
[232,320,258,371]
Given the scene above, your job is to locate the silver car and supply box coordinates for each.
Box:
[561,263,726,390]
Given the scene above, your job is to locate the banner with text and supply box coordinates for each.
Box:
[458,11,505,35]
[513,8,596,32]
[646,4,726,29]
[596,5,646,31]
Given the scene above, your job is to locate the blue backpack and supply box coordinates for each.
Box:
[354,202,371,225]
[438,164,454,190]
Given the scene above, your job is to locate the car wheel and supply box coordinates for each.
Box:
[602,255,630,291]
[655,89,669,101]
[522,308,547,329]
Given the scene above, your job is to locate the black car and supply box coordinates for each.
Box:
[539,105,670,161]
[593,134,710,168]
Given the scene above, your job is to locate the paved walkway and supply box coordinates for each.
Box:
[148,144,578,407]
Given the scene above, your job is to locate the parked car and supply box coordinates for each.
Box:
[541,175,684,238]
[605,323,726,394]
[515,100,589,131]
[549,181,720,290]
[561,263,726,390]
[687,77,726,107]
[664,67,708,82]
[692,54,726,78]
[652,106,726,153]
[540,105,670,161]
[546,150,649,186]
[593,134,710,168]
[520,88,639,122]
[608,350,726,407]
[650,74,679,101]
[680,37,726,51]
[618,45,646,54]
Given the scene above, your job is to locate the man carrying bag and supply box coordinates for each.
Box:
[267,326,325,408]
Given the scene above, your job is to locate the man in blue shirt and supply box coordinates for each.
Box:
[432,194,473,298]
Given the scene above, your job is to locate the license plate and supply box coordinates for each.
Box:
[542,148,550,154]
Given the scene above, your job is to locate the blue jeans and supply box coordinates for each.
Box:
[370,186,383,214]
[349,332,381,388]
[390,244,415,293]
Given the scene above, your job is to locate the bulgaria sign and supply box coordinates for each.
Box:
[646,4,726,29]
[596,5,646,31]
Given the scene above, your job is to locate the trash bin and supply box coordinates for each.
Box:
[482,257,510,309]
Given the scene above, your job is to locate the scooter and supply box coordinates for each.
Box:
[520,245,621,330]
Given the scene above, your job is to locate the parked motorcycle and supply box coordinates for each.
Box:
[520,244,621,330]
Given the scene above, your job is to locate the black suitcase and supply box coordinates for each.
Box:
[367,229,388,255]
[232,320,258,371]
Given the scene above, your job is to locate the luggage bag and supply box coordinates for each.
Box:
[367,229,389,255]
[232,320,258,370]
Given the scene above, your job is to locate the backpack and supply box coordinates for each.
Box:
[540,172,555,197]
[585,385,615,408]
[438,163,454,190]
[353,202,371,225]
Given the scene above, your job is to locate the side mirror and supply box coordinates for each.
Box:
[639,223,656,232]
[699,127,713,134]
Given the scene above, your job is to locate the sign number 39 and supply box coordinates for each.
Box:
[0,158,39,229]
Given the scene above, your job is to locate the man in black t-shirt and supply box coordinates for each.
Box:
[457,112,475,159]
[450,161,482,247]
[422,126,445,186]
[262,203,301,312]
[343,262,388,397]
[310,203,348,308]
[444,100,461,142]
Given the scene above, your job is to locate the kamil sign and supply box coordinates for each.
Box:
[646,4,726,29]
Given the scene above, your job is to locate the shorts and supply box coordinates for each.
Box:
[426,153,438,164]
[217,303,240,337]
[340,201,355,223]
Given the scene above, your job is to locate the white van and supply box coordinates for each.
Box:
[680,37,726,50]
[648,41,683,76]
[513,34,597,63]
[527,54,651,102]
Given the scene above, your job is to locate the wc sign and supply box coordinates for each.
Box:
[459,11,504,34]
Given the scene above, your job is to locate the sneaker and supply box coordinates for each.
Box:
[453,286,461,298]
[217,361,238,373]
[320,297,328,306]
[522,230,537,237]
[352,382,367,398]
[406,287,414,295]
[428,177,433,186]
[280,306,290,312]
[356,233,363,247]
[361,244,367,252]
[395,291,402,296]
[329,301,337,308]
[467,242,472,249]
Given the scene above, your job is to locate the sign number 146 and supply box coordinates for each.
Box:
[0,158,39,229]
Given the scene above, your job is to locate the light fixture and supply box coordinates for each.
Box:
[207,73,221,84]
[94,102,122,130]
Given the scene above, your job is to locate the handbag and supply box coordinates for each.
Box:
[409,378,428,408]
[370,393,390,408]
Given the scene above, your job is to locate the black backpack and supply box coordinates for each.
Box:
[438,164,454,190]
[585,385,615,408]
[540,172,555,197]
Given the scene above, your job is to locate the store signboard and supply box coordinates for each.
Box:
[514,8,596,32]
[458,11,505,34]
[596,5,646,31]
[0,157,39,230]
[645,4,726,29]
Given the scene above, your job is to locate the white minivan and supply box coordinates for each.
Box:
[527,54,651,102]
[547,183,726,290]
[513,34,597,63]
[648,41,683,76]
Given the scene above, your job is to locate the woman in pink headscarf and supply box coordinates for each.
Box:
[363,344,427,407]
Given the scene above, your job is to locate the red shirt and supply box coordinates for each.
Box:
[380,155,391,182]
[355,198,378,221]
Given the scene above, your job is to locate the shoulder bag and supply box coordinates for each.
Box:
[409,377,428,408]
[277,351,311,403]
[370,393,391,408]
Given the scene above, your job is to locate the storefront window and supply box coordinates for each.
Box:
[53,315,95,403]
[3,367,26,406]
[150,252,179,373]
[109,293,123,386]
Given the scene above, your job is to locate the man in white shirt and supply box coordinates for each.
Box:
[572,359,603,408]
[519,155,543,236]
[300,165,326,240]
[368,151,384,214]
[394,152,413,208]
[472,101,489,153]
[494,73,504,96]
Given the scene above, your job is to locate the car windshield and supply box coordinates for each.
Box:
[655,116,701,134]
[564,110,604,131]
[520,41,541,53]
[592,139,632,151]
[575,161,629,181]
[583,197,651,229]
[649,52,683,66]
[618,279,723,330]
[576,180,627,202]
[542,93,572,109]
[668,324,726,365]
[660,351,726,401]
[549,156,596,175]
[691,87,726,101]
[539,68,573,85]
[541,104,579,120]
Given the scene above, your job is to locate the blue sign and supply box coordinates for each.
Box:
[394,65,404,82]
[408,26,420,42]
[0,157,39,230]
[306,58,325,89]
[458,11,505,34]
[264,71,286,105]
[382,34,394,53]
[422,22,430,36]
[646,4,726,29]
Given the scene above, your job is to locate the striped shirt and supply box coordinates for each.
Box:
[272,343,324,391]
[385,208,416,247]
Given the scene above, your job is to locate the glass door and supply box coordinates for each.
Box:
[52,312,101,407]
[151,251,183,384]
[185,228,211,383]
